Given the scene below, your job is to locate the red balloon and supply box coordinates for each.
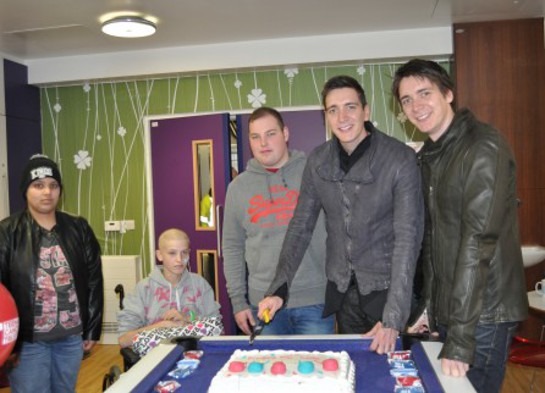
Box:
[0,283,19,367]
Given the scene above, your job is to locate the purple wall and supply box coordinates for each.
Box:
[4,59,41,213]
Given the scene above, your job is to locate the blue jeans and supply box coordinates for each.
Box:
[8,335,84,393]
[438,322,518,393]
[251,304,335,335]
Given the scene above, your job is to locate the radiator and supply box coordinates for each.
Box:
[100,255,142,344]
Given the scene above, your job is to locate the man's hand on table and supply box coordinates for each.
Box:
[441,358,469,377]
[363,321,398,354]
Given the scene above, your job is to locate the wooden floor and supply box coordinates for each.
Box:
[503,362,545,393]
[0,344,543,392]
[0,344,123,393]
[76,345,124,393]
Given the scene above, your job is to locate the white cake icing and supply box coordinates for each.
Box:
[208,349,355,393]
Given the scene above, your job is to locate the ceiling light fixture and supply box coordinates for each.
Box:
[101,16,156,38]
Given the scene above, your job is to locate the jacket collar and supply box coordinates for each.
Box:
[317,121,380,183]
[25,209,63,248]
[418,108,475,160]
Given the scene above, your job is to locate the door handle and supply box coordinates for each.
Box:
[216,204,223,258]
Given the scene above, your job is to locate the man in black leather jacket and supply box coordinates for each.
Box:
[0,154,103,392]
[392,59,528,393]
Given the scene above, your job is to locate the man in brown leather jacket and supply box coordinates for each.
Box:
[392,59,528,393]
[0,154,103,392]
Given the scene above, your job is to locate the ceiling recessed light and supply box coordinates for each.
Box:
[101,16,156,38]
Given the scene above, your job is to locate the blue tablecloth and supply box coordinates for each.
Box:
[134,337,443,393]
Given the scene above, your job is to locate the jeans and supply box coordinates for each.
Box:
[251,304,335,335]
[438,322,518,393]
[8,335,83,393]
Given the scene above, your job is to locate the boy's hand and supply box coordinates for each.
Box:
[162,309,191,323]
[408,310,430,334]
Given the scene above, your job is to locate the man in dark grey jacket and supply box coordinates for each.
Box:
[259,76,424,354]
[392,59,528,393]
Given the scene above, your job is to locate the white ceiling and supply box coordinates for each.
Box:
[0,0,543,61]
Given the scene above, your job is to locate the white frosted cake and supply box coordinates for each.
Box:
[208,349,355,393]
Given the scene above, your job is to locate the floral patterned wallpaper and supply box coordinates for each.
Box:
[40,60,448,274]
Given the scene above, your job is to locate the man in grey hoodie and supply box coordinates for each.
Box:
[222,107,333,335]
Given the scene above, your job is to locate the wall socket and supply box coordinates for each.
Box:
[122,220,135,230]
[104,220,120,231]
[104,220,135,232]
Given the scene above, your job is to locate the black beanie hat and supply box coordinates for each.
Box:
[19,154,63,198]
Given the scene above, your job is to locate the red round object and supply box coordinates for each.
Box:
[270,361,287,375]
[0,283,19,367]
[322,358,339,371]
[228,361,246,373]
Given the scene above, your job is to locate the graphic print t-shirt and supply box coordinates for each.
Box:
[33,228,82,340]
[248,184,298,229]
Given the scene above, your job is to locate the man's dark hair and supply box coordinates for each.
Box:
[248,107,285,129]
[321,75,367,108]
[392,59,455,104]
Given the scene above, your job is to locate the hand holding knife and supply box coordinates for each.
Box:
[249,309,270,345]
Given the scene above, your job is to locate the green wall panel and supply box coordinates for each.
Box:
[40,61,448,275]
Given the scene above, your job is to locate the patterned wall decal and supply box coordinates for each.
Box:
[40,61,449,274]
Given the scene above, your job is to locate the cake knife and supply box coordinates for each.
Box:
[249,309,270,345]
